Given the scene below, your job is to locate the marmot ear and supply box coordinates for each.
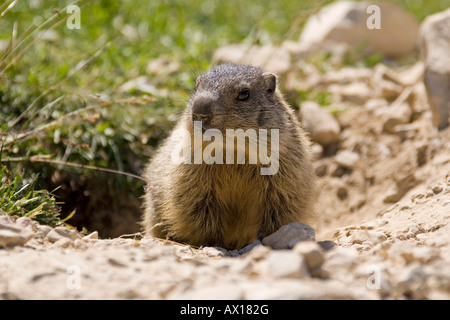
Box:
[263,72,277,93]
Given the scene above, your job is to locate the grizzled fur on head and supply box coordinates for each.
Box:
[188,64,279,131]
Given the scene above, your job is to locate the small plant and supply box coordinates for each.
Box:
[0,164,64,227]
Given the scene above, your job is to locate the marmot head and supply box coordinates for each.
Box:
[188,64,278,132]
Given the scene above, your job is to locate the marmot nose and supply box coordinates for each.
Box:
[192,98,212,126]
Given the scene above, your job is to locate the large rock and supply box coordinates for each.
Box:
[212,44,291,75]
[0,216,34,248]
[45,226,80,243]
[299,1,419,58]
[419,8,450,129]
[259,250,309,279]
[335,150,360,170]
[299,101,341,146]
[262,222,316,249]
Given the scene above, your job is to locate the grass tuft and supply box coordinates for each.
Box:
[0,164,62,226]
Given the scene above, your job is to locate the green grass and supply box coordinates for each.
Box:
[0,165,62,226]
[0,0,449,229]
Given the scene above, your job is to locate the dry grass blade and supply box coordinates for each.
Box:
[6,42,111,130]
[0,0,17,18]
[1,99,110,145]
[0,1,92,71]
[1,155,149,183]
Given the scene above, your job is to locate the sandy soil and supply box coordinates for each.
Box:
[1,64,450,300]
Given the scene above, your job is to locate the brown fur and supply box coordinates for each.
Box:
[142,64,318,249]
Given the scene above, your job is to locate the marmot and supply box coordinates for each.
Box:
[142,63,317,249]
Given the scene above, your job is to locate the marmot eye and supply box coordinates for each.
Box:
[237,88,250,101]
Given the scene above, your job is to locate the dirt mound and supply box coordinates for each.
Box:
[315,95,450,241]
[1,93,449,299]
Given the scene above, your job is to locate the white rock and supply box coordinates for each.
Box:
[322,67,373,85]
[364,98,388,111]
[299,1,419,58]
[405,224,423,239]
[53,238,73,248]
[260,250,309,279]
[262,222,316,249]
[300,101,341,146]
[213,44,291,75]
[201,246,227,257]
[15,217,35,230]
[45,226,79,243]
[348,229,387,245]
[328,82,372,104]
[335,150,360,169]
[0,222,34,248]
[397,61,424,86]
[246,245,271,261]
[381,103,413,134]
[0,214,13,224]
[324,246,359,269]
[293,242,325,271]
[35,224,52,238]
[419,8,450,129]
[310,143,324,161]
[82,231,99,240]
